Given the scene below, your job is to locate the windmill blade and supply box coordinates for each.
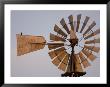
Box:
[84,29,100,40]
[78,52,90,68]
[82,48,96,61]
[84,45,100,53]
[52,56,61,66]
[79,52,86,62]
[54,24,67,38]
[80,16,90,33]
[68,15,74,31]
[85,38,100,44]
[58,54,70,71]
[66,63,71,73]
[81,60,90,68]
[50,33,66,42]
[55,50,68,62]
[83,21,96,35]
[52,50,69,67]
[60,18,70,34]
[74,54,84,72]
[48,43,64,50]
[76,14,81,32]
[16,34,46,56]
[48,47,65,59]
[70,29,77,39]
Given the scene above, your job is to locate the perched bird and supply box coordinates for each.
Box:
[21,32,22,36]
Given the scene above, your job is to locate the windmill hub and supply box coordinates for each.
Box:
[69,38,78,47]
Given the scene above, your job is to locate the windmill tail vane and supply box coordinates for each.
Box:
[16,34,64,55]
[16,14,100,77]
[16,34,46,56]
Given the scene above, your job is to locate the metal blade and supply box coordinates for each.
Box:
[84,45,100,53]
[83,21,96,35]
[58,54,70,71]
[74,54,84,72]
[93,29,100,35]
[76,14,81,32]
[52,51,68,67]
[66,64,71,73]
[58,61,67,71]
[68,15,74,31]
[79,52,86,62]
[82,48,96,61]
[78,52,90,68]
[52,57,61,66]
[60,18,70,34]
[54,24,67,38]
[88,54,96,61]
[48,47,65,59]
[57,51,68,62]
[48,43,64,50]
[85,38,100,44]
[62,54,70,65]
[50,33,66,42]
[84,29,100,40]
[16,34,46,56]
[81,59,90,68]
[80,16,90,33]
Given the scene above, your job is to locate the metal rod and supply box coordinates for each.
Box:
[31,42,71,46]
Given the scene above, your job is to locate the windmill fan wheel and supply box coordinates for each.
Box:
[48,14,100,77]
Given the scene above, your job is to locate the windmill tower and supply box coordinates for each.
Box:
[16,14,100,77]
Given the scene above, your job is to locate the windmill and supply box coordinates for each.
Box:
[16,14,100,77]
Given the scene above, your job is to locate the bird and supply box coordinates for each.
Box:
[21,32,22,36]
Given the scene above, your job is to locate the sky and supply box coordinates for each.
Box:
[11,10,100,77]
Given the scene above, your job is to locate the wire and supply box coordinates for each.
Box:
[78,45,83,49]
[78,37,83,42]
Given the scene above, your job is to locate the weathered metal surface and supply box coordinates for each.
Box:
[82,48,96,61]
[85,38,100,44]
[48,43,64,50]
[16,34,46,56]
[83,21,96,35]
[78,51,90,68]
[76,14,81,32]
[68,15,74,31]
[52,51,68,67]
[84,45,100,53]
[58,54,69,71]
[60,18,70,34]
[74,54,83,72]
[84,29,100,40]
[54,24,67,37]
[50,33,66,42]
[80,16,90,33]
[48,47,65,59]
[81,59,90,68]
